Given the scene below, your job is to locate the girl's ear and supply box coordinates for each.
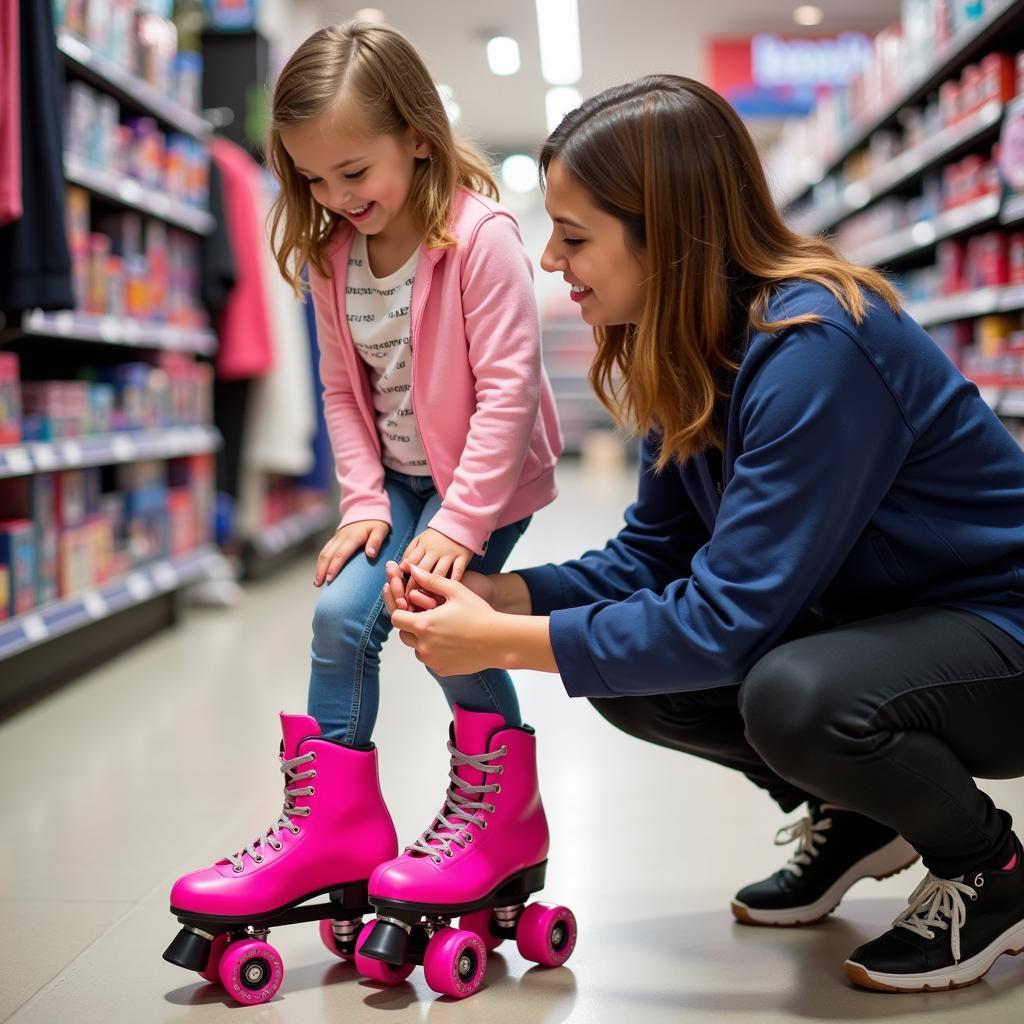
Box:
[410,132,432,160]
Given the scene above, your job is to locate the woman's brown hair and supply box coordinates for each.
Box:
[267,21,499,294]
[540,74,901,470]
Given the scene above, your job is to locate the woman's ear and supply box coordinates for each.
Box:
[410,132,432,161]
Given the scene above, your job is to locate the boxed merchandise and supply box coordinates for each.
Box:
[90,516,114,586]
[0,565,8,621]
[964,232,1010,289]
[0,351,21,445]
[167,488,195,555]
[36,524,59,605]
[60,525,95,598]
[54,470,89,528]
[1010,233,1024,285]
[0,520,36,616]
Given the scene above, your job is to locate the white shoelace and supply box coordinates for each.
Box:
[774,812,832,877]
[893,873,977,963]
[406,741,506,863]
[226,751,316,872]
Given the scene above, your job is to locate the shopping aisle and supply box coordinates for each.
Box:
[0,460,1020,1023]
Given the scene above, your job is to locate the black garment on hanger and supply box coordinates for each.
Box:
[0,0,73,313]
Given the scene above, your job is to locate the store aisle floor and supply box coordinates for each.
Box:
[3,461,1024,1023]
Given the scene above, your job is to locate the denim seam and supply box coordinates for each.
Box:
[344,517,421,746]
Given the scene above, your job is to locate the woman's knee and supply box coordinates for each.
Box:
[589,695,674,744]
[740,644,854,778]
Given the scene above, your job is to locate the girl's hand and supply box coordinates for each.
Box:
[382,563,494,615]
[399,527,473,582]
[389,565,503,675]
[314,519,390,586]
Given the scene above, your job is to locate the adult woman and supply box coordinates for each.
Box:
[385,75,1024,993]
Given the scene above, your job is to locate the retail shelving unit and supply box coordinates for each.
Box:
[0,28,227,709]
[777,1,1024,432]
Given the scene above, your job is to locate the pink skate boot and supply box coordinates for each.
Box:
[356,705,577,998]
[163,713,398,1005]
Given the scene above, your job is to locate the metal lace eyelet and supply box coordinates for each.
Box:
[308,787,316,796]
[310,770,317,778]
[253,855,264,864]
[309,751,317,760]
[480,821,488,829]
[232,864,244,873]
[497,765,505,775]
[271,841,283,851]
[493,784,502,794]
[465,833,474,843]
[445,849,454,858]
[291,826,301,835]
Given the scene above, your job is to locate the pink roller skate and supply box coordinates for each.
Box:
[163,714,398,1005]
[356,706,577,998]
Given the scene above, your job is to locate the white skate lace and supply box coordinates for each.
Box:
[775,813,832,877]
[406,741,506,864]
[893,873,976,963]
[226,751,316,872]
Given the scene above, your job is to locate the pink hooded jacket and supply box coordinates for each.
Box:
[308,190,562,555]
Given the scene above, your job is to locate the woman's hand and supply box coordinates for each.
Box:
[314,519,390,587]
[399,527,473,582]
[383,562,496,614]
[388,565,504,675]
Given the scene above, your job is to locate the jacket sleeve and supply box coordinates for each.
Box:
[517,436,711,612]
[427,212,543,554]
[546,321,916,698]
[309,267,391,527]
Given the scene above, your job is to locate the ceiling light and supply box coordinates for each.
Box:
[501,154,539,193]
[354,8,386,23]
[487,36,521,76]
[535,0,582,85]
[793,5,824,26]
[545,86,581,133]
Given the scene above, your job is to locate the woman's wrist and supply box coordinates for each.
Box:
[494,612,558,672]
[491,572,533,615]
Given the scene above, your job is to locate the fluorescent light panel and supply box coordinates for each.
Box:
[487,36,521,76]
[535,0,582,85]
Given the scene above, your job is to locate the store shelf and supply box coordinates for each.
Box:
[15,309,216,355]
[0,425,221,479]
[64,152,214,235]
[57,30,211,139]
[905,283,1024,328]
[0,545,224,661]
[782,0,1020,209]
[791,100,1004,235]
[1003,192,1024,228]
[248,503,336,558]
[843,193,1002,267]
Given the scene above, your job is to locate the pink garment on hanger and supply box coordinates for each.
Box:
[0,0,22,224]
[209,137,275,378]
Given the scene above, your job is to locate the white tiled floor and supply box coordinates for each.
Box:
[3,461,1024,1023]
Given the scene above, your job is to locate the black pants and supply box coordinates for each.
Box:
[590,607,1024,878]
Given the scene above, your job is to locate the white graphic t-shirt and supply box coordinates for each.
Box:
[345,233,430,475]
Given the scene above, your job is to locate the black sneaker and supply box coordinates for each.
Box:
[731,802,919,927]
[844,836,1024,992]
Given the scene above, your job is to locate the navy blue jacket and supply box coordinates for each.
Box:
[520,281,1024,698]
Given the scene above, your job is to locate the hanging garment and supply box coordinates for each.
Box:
[0,0,73,312]
[208,137,274,379]
[0,0,22,225]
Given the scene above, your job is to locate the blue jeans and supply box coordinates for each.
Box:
[308,470,530,744]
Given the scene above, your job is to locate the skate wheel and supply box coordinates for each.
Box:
[423,927,487,999]
[516,903,577,967]
[458,909,504,951]
[353,921,414,985]
[198,932,229,984]
[218,938,284,1005]
[319,917,360,960]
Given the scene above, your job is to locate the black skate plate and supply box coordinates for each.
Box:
[369,860,547,922]
[169,878,371,932]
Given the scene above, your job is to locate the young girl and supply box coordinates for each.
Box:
[387,74,1024,999]
[165,22,564,1001]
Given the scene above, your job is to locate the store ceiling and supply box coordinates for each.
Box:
[300,0,902,151]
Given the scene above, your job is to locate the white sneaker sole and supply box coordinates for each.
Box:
[844,916,1024,992]
[731,836,919,927]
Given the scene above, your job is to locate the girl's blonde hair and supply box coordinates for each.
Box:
[267,21,499,294]
[540,75,902,471]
